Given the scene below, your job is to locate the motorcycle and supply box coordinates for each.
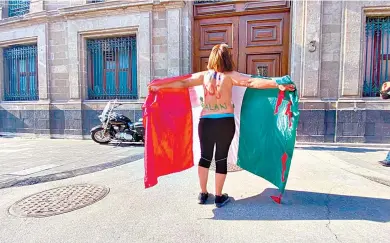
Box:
[90,100,145,144]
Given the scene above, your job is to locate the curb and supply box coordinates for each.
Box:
[0,153,144,190]
[296,142,390,149]
[3,136,390,148]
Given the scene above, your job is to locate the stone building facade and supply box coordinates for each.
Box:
[292,0,390,143]
[0,0,389,143]
[0,0,192,139]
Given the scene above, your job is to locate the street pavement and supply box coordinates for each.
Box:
[0,137,144,189]
[0,138,389,242]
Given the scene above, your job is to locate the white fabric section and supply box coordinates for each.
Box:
[227,86,247,165]
[189,86,247,166]
[189,86,203,164]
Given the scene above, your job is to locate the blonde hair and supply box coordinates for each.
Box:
[207,43,234,73]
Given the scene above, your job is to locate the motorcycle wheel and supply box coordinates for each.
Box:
[91,127,112,144]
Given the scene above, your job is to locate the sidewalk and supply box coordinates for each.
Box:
[0,137,144,189]
[0,141,389,243]
[295,144,390,186]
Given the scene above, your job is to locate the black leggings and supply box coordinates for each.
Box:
[198,117,235,174]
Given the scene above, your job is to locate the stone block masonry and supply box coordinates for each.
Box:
[152,9,168,79]
[1,0,390,143]
[0,0,189,139]
[297,108,390,143]
[49,21,69,101]
[0,107,50,136]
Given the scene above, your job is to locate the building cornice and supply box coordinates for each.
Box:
[59,0,154,18]
[0,0,187,29]
[0,11,49,29]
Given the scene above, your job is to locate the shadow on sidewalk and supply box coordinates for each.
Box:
[211,188,390,222]
[296,146,388,153]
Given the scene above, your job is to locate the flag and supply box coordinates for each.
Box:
[143,74,300,203]
[142,74,193,188]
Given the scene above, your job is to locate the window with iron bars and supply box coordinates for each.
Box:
[8,0,30,17]
[87,0,105,3]
[87,36,137,100]
[3,45,39,101]
[364,17,390,97]
[194,0,228,4]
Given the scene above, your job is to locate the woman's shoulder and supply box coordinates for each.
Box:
[222,71,241,82]
[203,70,248,83]
[223,71,250,77]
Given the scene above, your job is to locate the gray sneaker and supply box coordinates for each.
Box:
[215,193,230,208]
[198,192,209,204]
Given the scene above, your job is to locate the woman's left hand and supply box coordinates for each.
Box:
[278,84,295,91]
[148,85,159,92]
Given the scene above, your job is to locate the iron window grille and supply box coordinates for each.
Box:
[364,17,390,97]
[87,36,137,100]
[194,0,228,4]
[87,0,105,3]
[3,44,39,101]
[8,0,30,17]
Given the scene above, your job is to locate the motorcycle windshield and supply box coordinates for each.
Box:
[101,101,111,118]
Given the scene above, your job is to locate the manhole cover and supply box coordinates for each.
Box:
[9,184,109,218]
[209,161,242,172]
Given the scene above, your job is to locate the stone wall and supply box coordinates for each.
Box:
[0,0,190,139]
[291,0,390,143]
[152,8,168,79]
[320,0,342,99]
[49,21,69,101]
[1,0,390,144]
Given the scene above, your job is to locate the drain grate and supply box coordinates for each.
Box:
[9,184,109,218]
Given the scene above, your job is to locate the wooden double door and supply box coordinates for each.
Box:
[193,11,290,77]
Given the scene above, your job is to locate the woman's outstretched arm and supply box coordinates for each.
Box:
[228,71,295,91]
[149,71,205,91]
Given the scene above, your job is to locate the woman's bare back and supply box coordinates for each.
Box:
[200,70,234,116]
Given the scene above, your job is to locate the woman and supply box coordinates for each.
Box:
[379,82,390,167]
[149,43,295,208]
